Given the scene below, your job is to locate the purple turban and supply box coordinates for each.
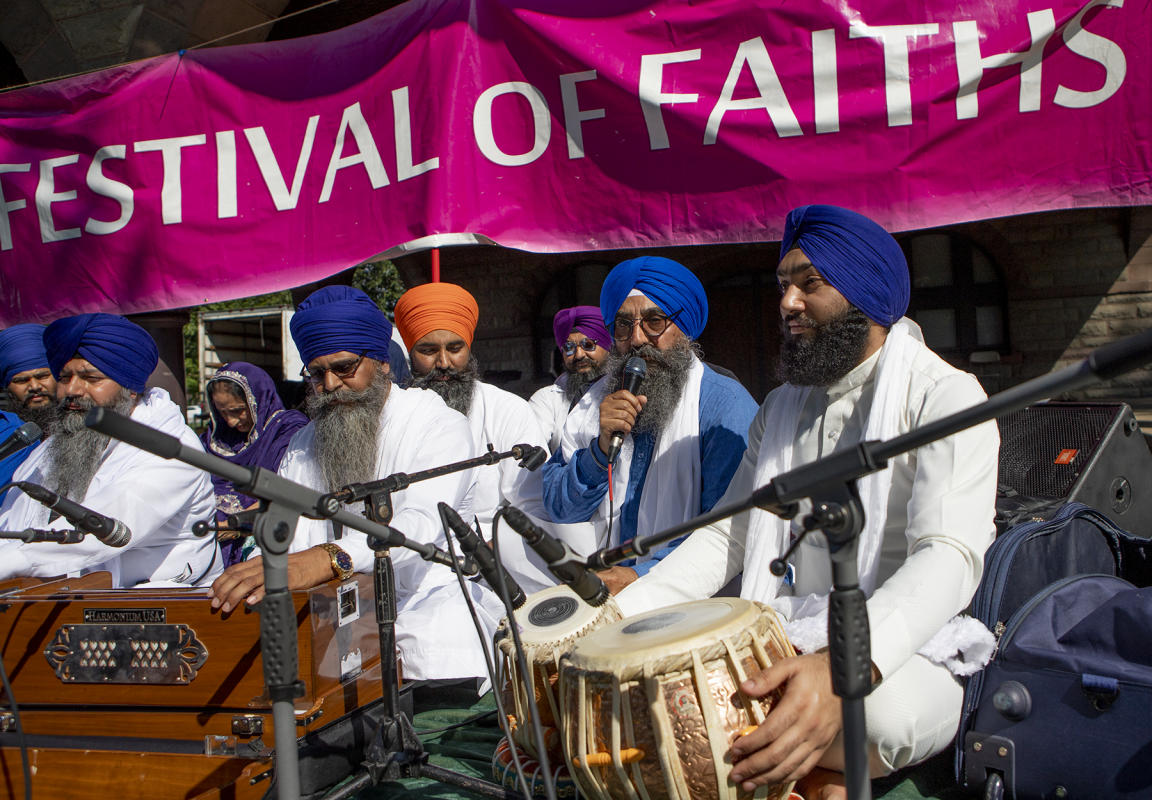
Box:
[781,205,909,326]
[44,314,158,392]
[552,306,611,352]
[599,256,708,339]
[0,324,48,387]
[290,286,393,366]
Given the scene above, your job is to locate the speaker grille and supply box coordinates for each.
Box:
[997,404,1121,499]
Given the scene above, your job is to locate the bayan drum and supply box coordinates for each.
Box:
[495,584,621,761]
[560,598,797,800]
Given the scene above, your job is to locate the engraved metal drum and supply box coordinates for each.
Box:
[560,598,797,800]
[495,584,621,761]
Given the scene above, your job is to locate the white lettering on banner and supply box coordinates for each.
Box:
[812,29,840,134]
[705,37,801,144]
[1056,0,1126,108]
[246,116,320,210]
[319,102,390,203]
[560,70,604,159]
[0,164,30,252]
[36,154,81,243]
[133,135,208,224]
[954,10,1056,120]
[474,82,552,166]
[639,49,702,150]
[84,145,133,235]
[850,23,940,127]
[393,87,440,180]
[216,131,237,219]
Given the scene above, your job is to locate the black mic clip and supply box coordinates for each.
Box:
[511,443,547,471]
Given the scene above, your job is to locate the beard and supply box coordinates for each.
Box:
[305,367,391,493]
[17,394,59,436]
[45,389,136,500]
[603,338,699,435]
[563,359,606,404]
[409,354,479,415]
[776,305,875,386]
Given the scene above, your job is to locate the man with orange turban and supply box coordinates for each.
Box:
[394,282,552,592]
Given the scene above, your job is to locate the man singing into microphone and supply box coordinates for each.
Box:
[540,256,758,594]
[0,314,218,587]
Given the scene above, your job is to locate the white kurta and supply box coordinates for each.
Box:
[0,388,219,588]
[276,384,505,682]
[528,375,569,454]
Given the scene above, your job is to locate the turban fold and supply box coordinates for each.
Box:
[780,205,909,326]
[552,306,611,352]
[44,314,157,392]
[0,324,49,387]
[290,286,393,366]
[599,256,708,339]
[393,283,479,350]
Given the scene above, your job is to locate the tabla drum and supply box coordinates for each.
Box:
[559,598,797,800]
[495,584,622,761]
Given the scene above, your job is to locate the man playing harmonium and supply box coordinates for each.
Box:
[616,206,1000,800]
[0,313,218,587]
[207,286,503,684]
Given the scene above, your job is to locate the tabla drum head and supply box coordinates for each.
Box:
[500,583,614,645]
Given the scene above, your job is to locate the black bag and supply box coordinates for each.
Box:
[956,503,1152,799]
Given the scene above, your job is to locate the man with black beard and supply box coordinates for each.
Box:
[540,256,758,595]
[392,282,552,593]
[0,314,217,587]
[0,324,55,495]
[616,206,1000,800]
[529,306,612,453]
[209,286,503,683]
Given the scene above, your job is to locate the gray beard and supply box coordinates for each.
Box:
[409,354,479,415]
[305,368,390,493]
[46,390,136,500]
[604,339,698,435]
[563,362,606,404]
[776,306,875,387]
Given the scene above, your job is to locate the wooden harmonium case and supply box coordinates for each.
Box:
[0,571,384,746]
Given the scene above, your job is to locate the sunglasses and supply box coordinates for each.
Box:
[300,352,366,384]
[562,338,599,357]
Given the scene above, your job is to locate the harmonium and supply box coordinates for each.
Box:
[0,571,392,800]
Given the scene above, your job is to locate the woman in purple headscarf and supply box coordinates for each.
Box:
[200,362,308,566]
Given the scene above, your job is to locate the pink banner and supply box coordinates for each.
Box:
[0,0,1148,324]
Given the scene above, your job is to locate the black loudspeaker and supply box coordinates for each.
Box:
[996,402,1152,536]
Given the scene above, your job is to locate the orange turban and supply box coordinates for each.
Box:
[393,282,480,349]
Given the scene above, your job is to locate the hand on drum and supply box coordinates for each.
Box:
[207,548,332,612]
[596,390,646,456]
[595,565,638,594]
[728,651,843,791]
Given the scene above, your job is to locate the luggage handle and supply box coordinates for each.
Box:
[1080,673,1119,710]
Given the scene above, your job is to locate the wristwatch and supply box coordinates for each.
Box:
[318,542,354,581]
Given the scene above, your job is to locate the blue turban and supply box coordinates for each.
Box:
[44,314,158,393]
[599,257,708,339]
[290,286,393,366]
[0,324,49,387]
[780,205,909,326]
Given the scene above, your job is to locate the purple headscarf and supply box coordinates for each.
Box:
[552,306,611,352]
[200,362,308,567]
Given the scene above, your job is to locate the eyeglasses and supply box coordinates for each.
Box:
[562,338,599,357]
[612,310,681,341]
[300,352,366,384]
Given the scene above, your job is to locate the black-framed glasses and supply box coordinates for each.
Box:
[612,309,681,341]
[562,338,599,357]
[300,352,367,384]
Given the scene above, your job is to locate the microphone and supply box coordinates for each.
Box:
[604,356,647,465]
[15,482,132,547]
[0,422,41,462]
[438,502,525,608]
[502,504,609,607]
[513,444,547,471]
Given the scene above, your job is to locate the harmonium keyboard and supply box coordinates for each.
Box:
[0,571,391,799]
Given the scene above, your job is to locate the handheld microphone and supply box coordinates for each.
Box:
[15,482,132,547]
[438,503,525,608]
[502,504,609,607]
[0,422,41,461]
[605,356,647,465]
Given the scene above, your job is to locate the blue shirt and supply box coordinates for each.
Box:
[0,410,38,502]
[541,364,758,575]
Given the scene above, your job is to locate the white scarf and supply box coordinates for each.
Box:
[558,356,704,563]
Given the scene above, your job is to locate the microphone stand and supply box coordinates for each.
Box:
[83,408,474,800]
[0,529,86,544]
[586,326,1152,800]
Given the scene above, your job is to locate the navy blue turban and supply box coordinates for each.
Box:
[44,314,158,393]
[780,205,909,326]
[290,286,393,366]
[0,324,49,387]
[600,256,708,340]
